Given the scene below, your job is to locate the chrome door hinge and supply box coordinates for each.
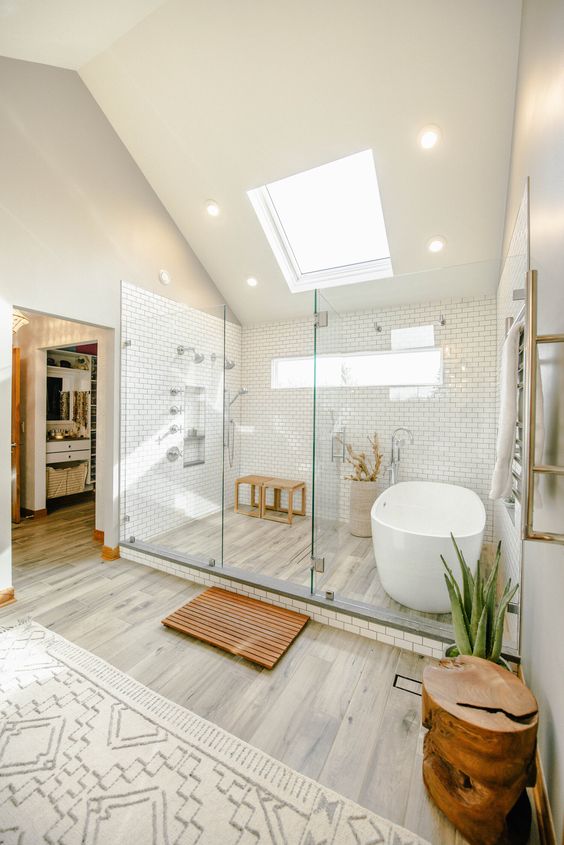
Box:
[311,557,325,573]
[123,339,132,348]
[314,311,328,329]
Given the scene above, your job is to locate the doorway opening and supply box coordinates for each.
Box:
[11,307,110,565]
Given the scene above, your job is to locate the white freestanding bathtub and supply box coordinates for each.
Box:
[371,481,486,613]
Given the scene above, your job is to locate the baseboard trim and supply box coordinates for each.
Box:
[530,748,557,845]
[101,545,120,561]
[21,508,48,520]
[0,588,16,608]
[93,529,104,543]
[518,667,557,845]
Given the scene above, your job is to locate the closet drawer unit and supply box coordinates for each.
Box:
[47,449,91,464]
[46,440,90,456]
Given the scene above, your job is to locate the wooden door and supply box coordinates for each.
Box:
[11,347,21,524]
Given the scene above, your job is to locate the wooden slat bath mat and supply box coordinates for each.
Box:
[162,587,309,669]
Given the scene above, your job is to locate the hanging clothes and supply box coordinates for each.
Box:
[73,390,90,429]
[59,391,70,421]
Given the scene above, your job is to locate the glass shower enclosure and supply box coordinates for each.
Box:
[120,281,334,591]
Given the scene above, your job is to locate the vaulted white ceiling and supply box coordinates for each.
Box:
[2,0,523,323]
[0,0,169,69]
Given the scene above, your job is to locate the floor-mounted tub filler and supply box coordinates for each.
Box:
[371,481,486,613]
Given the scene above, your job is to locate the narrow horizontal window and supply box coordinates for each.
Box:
[271,348,443,389]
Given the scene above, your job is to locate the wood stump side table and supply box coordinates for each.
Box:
[422,656,538,845]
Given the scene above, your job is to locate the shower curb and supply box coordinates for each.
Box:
[120,541,520,664]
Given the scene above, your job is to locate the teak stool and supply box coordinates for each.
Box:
[234,475,272,518]
[261,478,306,525]
[422,655,538,845]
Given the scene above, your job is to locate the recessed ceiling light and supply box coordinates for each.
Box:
[159,269,172,286]
[246,276,258,287]
[206,200,220,217]
[419,125,441,150]
[427,236,446,253]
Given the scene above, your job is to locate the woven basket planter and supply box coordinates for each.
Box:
[349,480,379,537]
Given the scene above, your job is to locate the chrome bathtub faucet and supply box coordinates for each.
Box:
[388,427,414,485]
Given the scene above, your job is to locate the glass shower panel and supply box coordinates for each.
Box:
[222,313,243,548]
[120,282,225,566]
[311,290,346,596]
[221,295,316,590]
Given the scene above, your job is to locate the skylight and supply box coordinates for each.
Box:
[248,150,392,293]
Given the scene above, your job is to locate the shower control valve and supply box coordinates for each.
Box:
[170,387,183,396]
[166,446,182,462]
[170,405,182,415]
[169,424,182,434]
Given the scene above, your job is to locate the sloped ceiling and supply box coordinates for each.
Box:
[0,0,169,69]
[2,0,523,323]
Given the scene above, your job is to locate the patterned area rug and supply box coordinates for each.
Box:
[0,622,429,844]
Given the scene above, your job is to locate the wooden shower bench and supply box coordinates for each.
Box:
[234,475,306,524]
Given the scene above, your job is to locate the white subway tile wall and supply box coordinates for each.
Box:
[120,282,242,552]
[239,295,497,541]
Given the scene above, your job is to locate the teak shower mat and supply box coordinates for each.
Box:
[162,586,309,668]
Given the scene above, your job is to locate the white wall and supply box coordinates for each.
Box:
[501,0,564,836]
[0,56,231,590]
[239,294,497,541]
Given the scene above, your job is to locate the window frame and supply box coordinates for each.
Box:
[248,173,393,294]
[271,346,444,390]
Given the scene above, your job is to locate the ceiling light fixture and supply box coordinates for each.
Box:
[246,277,258,287]
[206,200,220,217]
[427,236,446,253]
[159,269,172,286]
[419,125,441,150]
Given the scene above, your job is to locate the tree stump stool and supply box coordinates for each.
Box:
[422,656,538,845]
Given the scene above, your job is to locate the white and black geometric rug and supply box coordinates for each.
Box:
[0,621,429,844]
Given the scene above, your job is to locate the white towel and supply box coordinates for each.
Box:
[490,320,522,500]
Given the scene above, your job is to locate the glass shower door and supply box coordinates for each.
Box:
[311,290,346,596]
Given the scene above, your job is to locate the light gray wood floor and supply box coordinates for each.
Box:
[6,501,537,844]
[151,508,452,625]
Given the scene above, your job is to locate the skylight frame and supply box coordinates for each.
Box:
[248,151,393,293]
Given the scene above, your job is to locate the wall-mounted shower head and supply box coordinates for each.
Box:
[177,345,205,362]
[229,387,249,406]
[210,352,235,368]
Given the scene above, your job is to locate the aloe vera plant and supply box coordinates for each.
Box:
[442,535,518,669]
